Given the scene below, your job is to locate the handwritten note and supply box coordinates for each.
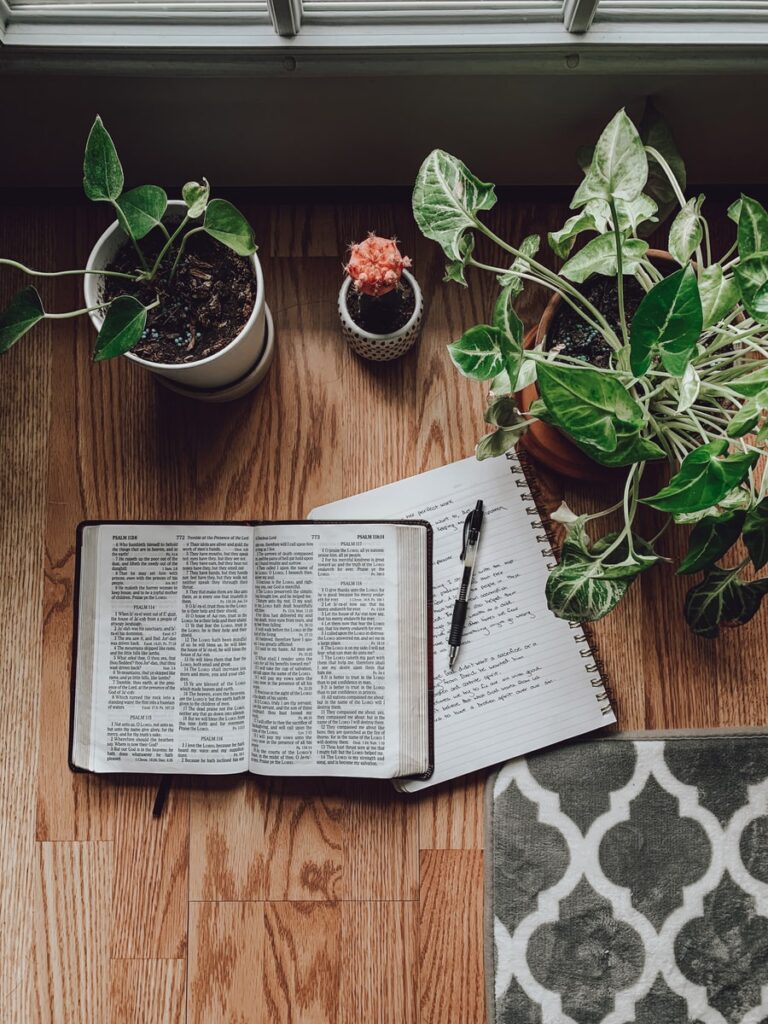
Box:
[311,455,614,791]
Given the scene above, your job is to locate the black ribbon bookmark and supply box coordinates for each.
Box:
[152,776,172,817]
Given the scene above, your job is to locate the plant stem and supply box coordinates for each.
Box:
[609,199,630,351]
[170,226,205,279]
[0,258,137,281]
[44,303,111,319]
[701,216,713,267]
[468,259,614,346]
[526,349,630,378]
[470,218,623,348]
[147,215,190,281]
[111,201,149,272]
[645,145,687,209]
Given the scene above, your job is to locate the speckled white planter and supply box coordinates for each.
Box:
[84,200,267,391]
[338,270,423,362]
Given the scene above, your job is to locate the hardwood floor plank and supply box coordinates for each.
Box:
[263,902,341,1024]
[417,772,485,851]
[189,780,266,901]
[29,841,112,1024]
[0,201,52,1014]
[342,781,419,901]
[419,850,485,1024]
[109,959,186,1024]
[340,901,418,1024]
[190,778,344,902]
[188,901,265,1024]
[111,782,189,959]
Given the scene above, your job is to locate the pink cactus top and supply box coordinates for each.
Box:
[345,233,412,298]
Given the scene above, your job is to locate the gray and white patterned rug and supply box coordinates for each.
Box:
[485,732,768,1024]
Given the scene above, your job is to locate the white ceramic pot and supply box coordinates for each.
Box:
[338,269,423,362]
[84,200,267,390]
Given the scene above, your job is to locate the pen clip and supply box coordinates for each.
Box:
[460,501,484,559]
[460,510,474,559]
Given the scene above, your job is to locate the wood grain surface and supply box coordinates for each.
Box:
[1,188,766,1023]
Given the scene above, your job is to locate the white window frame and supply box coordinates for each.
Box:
[2,0,768,69]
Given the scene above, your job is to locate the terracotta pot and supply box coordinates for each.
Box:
[516,249,675,483]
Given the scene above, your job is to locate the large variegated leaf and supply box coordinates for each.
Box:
[643,439,758,514]
[698,264,739,329]
[571,109,648,207]
[737,194,768,258]
[629,265,702,376]
[668,197,703,266]
[684,568,768,638]
[412,150,496,261]
[447,324,504,381]
[560,234,648,284]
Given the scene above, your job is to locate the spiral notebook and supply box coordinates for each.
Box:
[311,453,614,792]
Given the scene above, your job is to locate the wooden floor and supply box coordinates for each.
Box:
[2,189,766,1024]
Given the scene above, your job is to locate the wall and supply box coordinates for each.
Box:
[0,67,766,188]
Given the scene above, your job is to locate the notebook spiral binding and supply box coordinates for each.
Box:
[506,450,615,718]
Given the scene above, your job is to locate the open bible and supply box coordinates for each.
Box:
[70,521,433,781]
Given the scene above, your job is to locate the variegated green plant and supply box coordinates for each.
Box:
[412,104,768,638]
[0,117,257,361]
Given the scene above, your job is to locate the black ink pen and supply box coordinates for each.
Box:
[448,500,484,670]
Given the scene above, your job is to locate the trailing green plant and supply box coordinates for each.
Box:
[412,103,768,638]
[0,116,257,361]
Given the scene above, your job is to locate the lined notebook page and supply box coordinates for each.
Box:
[310,455,615,792]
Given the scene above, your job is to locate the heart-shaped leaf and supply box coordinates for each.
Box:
[561,234,648,284]
[640,101,687,223]
[734,254,768,323]
[591,194,658,235]
[737,194,768,259]
[412,149,496,262]
[444,234,474,286]
[685,567,768,638]
[668,197,703,266]
[573,427,666,469]
[549,210,598,260]
[182,178,210,219]
[492,284,524,391]
[203,199,257,256]
[546,558,631,622]
[572,109,648,207]
[677,510,746,575]
[447,324,504,381]
[642,439,758,514]
[0,287,44,354]
[476,426,526,460]
[698,264,739,329]
[676,362,700,413]
[744,498,768,570]
[726,392,768,438]
[728,198,742,224]
[496,234,541,294]
[629,265,702,376]
[92,295,147,361]
[672,487,751,525]
[729,362,768,398]
[83,116,124,202]
[536,361,644,453]
[484,395,521,429]
[116,185,168,241]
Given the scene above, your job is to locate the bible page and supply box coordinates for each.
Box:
[311,455,615,792]
[249,523,402,777]
[75,524,254,774]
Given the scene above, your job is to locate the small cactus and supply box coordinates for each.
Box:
[345,233,412,298]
